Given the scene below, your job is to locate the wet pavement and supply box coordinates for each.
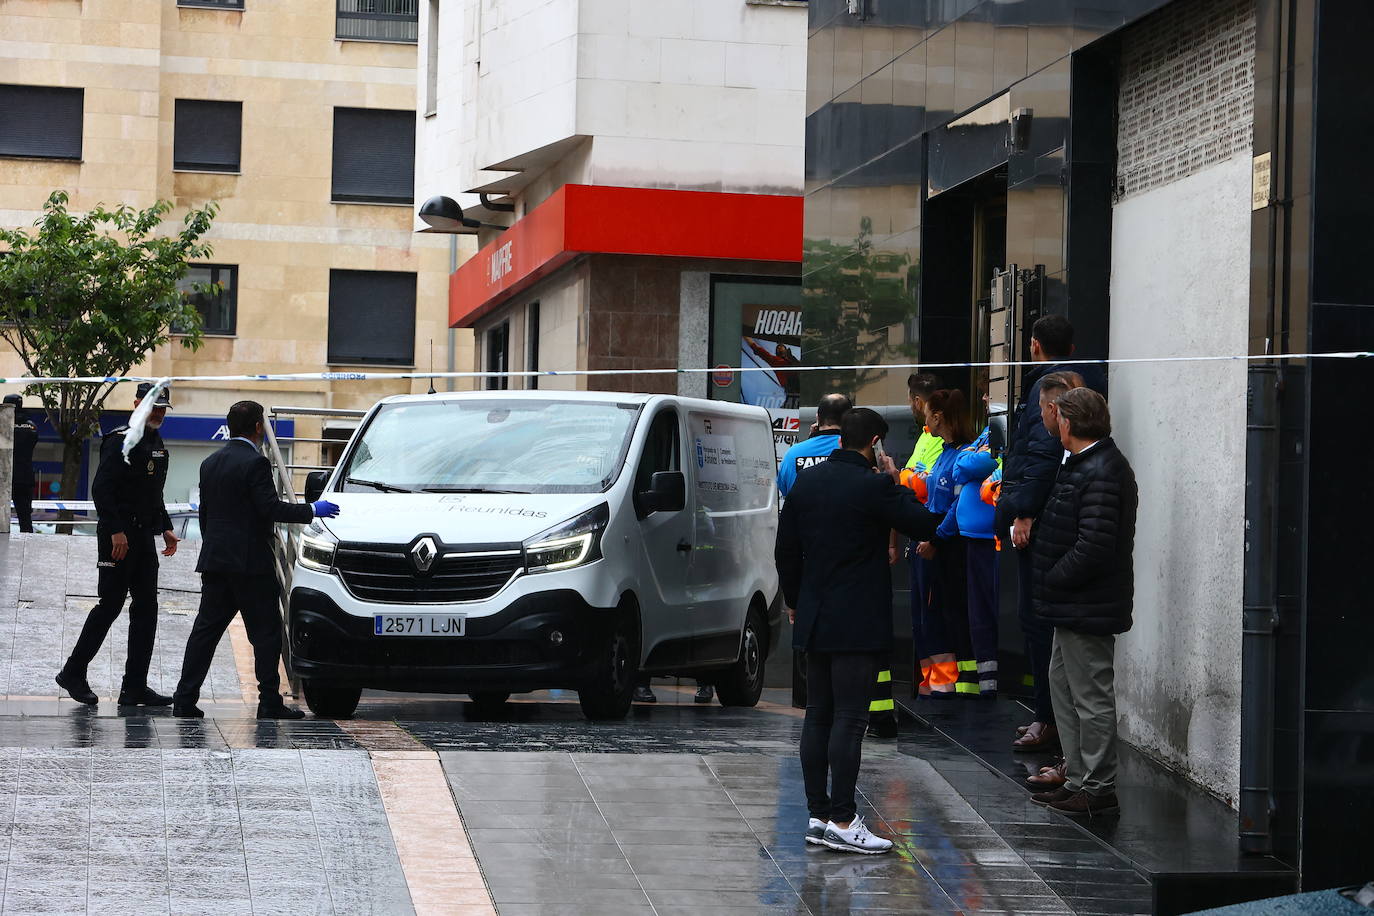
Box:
[0,535,1163,914]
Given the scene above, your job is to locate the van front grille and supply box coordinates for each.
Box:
[334,543,522,604]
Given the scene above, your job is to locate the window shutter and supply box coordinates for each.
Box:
[0,85,83,160]
[328,270,417,365]
[331,108,416,204]
[174,100,242,171]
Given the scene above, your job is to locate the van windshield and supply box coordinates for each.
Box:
[338,399,641,494]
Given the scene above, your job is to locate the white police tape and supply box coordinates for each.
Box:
[0,350,1368,387]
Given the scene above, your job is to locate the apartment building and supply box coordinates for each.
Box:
[415,0,807,435]
[0,0,472,503]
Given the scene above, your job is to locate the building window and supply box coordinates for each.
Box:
[176,264,237,336]
[177,0,245,9]
[423,0,440,115]
[173,100,242,172]
[485,322,510,390]
[336,0,419,44]
[0,85,82,160]
[526,302,540,390]
[327,269,417,366]
[331,108,415,204]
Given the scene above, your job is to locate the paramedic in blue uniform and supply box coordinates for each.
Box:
[776,393,853,497]
[56,383,179,707]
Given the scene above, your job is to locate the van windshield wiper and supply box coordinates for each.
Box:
[344,477,415,493]
[420,486,529,494]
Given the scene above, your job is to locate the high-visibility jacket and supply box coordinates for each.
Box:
[900,428,944,502]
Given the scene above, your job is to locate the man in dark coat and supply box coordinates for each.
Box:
[776,408,938,854]
[995,315,1106,751]
[56,383,180,707]
[1029,388,1137,818]
[5,395,37,533]
[172,400,339,719]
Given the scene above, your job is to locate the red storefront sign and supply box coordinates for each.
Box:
[449,185,802,328]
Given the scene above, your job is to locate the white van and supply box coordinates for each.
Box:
[286,391,781,720]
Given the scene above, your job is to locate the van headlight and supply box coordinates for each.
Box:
[524,503,609,573]
[299,524,338,573]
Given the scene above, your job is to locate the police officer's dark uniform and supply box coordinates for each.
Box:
[4,395,37,533]
[56,383,177,707]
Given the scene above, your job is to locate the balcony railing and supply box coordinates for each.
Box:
[337,0,418,43]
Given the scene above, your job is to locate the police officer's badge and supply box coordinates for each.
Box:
[147,460,154,473]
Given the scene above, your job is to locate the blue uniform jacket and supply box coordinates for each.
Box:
[776,432,841,497]
[937,427,999,540]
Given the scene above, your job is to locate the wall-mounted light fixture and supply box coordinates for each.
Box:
[418,195,480,231]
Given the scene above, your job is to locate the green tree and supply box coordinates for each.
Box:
[0,191,218,512]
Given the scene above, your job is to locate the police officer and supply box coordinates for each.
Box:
[4,395,37,533]
[56,382,179,707]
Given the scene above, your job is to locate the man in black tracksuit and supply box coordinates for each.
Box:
[4,395,37,533]
[1029,388,1137,817]
[776,408,938,853]
[995,315,1105,751]
[57,383,180,707]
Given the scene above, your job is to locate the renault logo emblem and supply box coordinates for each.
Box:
[411,537,437,573]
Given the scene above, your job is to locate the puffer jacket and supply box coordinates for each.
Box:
[1030,437,1138,635]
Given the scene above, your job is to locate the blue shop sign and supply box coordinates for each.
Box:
[28,412,294,441]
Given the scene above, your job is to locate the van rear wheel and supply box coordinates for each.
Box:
[301,681,361,719]
[578,611,636,720]
[716,606,767,708]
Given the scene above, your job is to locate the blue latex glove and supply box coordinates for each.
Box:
[312,500,341,518]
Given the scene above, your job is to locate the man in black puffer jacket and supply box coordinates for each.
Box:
[1029,387,1137,819]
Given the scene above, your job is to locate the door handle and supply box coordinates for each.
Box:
[676,540,693,553]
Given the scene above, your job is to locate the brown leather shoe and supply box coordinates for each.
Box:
[1049,790,1120,817]
[1031,786,1076,806]
[1026,761,1067,788]
[1012,721,1059,750]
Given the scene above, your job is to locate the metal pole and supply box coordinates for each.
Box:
[0,403,12,539]
[447,235,458,392]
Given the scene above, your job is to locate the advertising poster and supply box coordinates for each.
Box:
[740,304,803,465]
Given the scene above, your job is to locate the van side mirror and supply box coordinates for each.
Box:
[304,470,329,504]
[639,471,686,515]
[988,413,1009,456]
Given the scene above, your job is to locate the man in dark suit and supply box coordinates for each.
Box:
[775,407,938,854]
[172,400,339,719]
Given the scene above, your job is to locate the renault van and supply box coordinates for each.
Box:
[286,391,781,720]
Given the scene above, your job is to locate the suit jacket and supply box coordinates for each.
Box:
[775,449,938,653]
[197,439,314,576]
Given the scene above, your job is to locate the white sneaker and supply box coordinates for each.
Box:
[822,815,893,854]
[805,817,827,845]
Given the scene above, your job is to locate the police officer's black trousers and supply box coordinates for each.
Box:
[174,573,282,707]
[11,485,32,533]
[65,529,159,689]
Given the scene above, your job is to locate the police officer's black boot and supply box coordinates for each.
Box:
[118,684,173,707]
[55,668,98,705]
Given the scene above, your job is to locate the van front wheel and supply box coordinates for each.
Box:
[578,615,636,720]
[301,681,361,719]
[716,606,767,708]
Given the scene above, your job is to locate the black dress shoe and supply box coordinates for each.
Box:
[172,703,205,718]
[257,701,306,720]
[55,670,98,705]
[118,686,173,707]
